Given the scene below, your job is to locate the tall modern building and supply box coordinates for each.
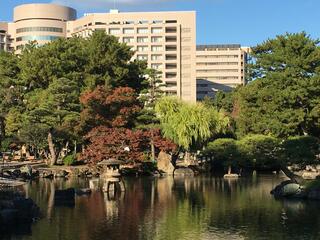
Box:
[0,22,11,51]
[196,44,250,100]
[1,3,197,102]
[13,4,77,51]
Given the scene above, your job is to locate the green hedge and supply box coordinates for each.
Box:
[204,135,320,171]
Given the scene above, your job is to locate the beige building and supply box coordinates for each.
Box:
[0,22,11,51]
[13,4,76,50]
[2,3,197,102]
[196,44,249,100]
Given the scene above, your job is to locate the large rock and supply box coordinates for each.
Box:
[174,167,194,177]
[54,170,69,178]
[157,151,175,175]
[302,171,319,180]
[271,180,305,198]
[39,170,54,178]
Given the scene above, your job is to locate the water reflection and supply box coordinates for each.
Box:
[3,175,320,240]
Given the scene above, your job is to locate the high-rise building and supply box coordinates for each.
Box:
[13,4,76,51]
[196,44,250,100]
[2,3,197,102]
[0,22,10,52]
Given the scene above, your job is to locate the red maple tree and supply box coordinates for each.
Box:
[79,86,177,164]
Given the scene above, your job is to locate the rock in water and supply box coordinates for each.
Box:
[174,167,194,177]
[271,180,303,198]
[157,151,175,175]
[54,170,69,178]
[224,174,239,179]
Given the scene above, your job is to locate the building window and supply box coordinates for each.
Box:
[151,54,162,60]
[137,55,148,61]
[16,27,63,33]
[166,81,177,87]
[151,36,163,43]
[166,63,177,69]
[151,63,162,69]
[166,36,177,42]
[165,27,177,33]
[123,37,134,43]
[166,45,177,51]
[166,90,177,96]
[109,28,121,34]
[165,20,177,23]
[151,27,163,34]
[166,72,177,78]
[137,37,148,43]
[139,20,149,24]
[137,28,148,34]
[137,46,148,52]
[95,22,106,25]
[151,46,163,52]
[123,28,134,34]
[16,35,60,42]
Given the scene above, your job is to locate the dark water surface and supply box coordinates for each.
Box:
[2,174,320,240]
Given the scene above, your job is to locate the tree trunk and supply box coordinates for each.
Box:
[281,165,304,185]
[228,165,232,175]
[0,116,5,148]
[48,131,56,166]
[74,140,77,156]
[150,130,155,163]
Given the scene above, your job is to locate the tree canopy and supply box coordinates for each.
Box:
[155,97,229,151]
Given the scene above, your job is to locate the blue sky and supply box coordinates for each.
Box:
[1,0,319,47]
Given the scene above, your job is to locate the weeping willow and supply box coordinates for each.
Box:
[155,97,229,150]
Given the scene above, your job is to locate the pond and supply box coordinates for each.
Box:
[2,174,320,240]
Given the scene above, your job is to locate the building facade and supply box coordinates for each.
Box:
[0,22,11,52]
[196,44,249,100]
[13,4,76,51]
[2,3,197,102]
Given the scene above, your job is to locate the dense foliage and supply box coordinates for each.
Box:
[0,31,147,165]
[213,32,320,138]
[156,97,229,151]
[205,135,320,172]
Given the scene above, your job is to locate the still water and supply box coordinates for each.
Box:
[2,174,320,240]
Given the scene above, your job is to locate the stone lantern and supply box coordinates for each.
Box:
[98,158,125,194]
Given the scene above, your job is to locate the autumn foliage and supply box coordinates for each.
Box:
[79,86,176,164]
[78,86,141,134]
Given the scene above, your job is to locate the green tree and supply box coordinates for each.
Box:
[0,31,147,164]
[22,77,80,165]
[155,97,229,165]
[237,32,320,137]
[0,51,21,146]
[237,135,281,170]
[205,138,240,174]
[137,68,164,162]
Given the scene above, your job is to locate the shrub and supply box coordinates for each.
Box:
[63,154,76,166]
[282,136,320,167]
[205,138,240,169]
[237,135,281,170]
